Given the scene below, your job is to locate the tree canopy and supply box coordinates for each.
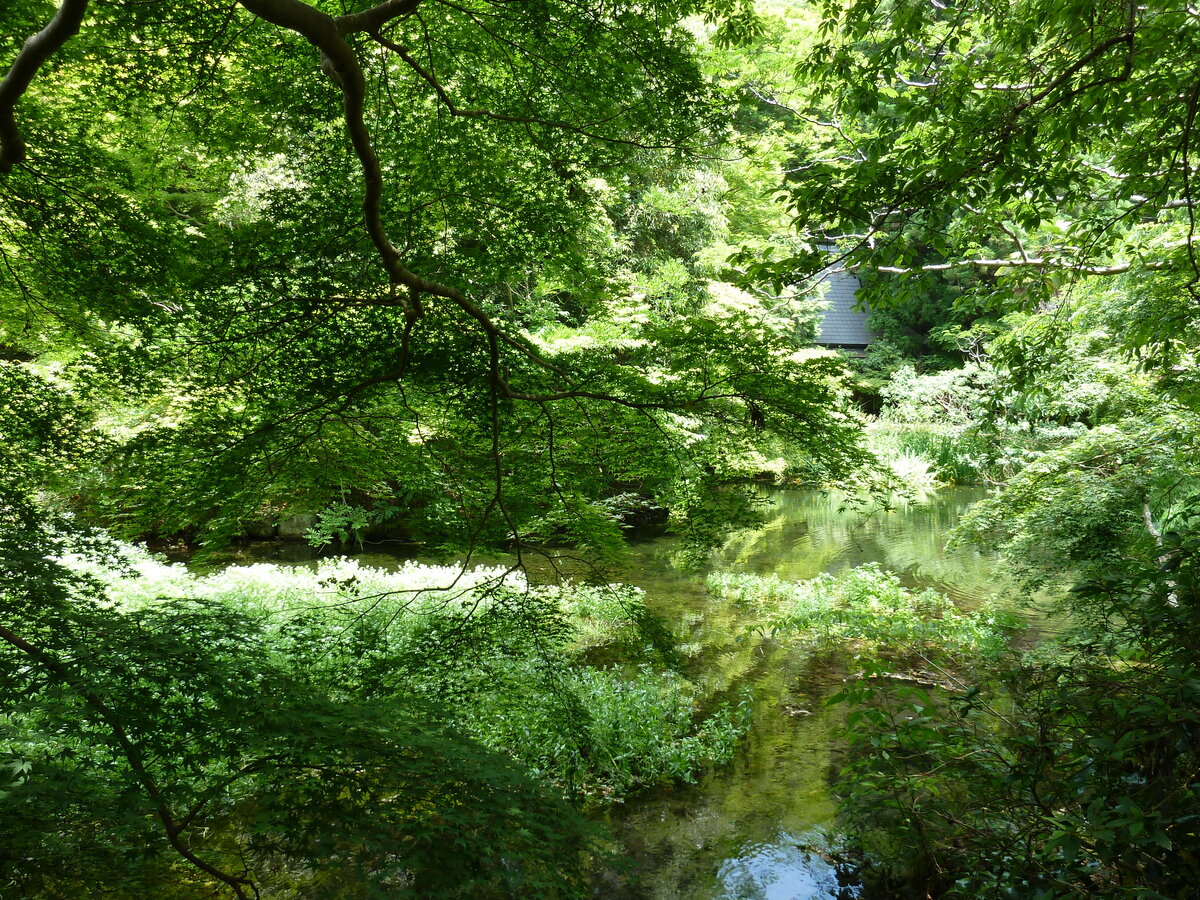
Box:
[0,0,867,554]
[762,0,1199,370]
[0,2,869,895]
[8,0,1200,896]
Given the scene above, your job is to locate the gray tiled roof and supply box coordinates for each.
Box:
[814,268,874,347]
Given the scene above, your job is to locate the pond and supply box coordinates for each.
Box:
[587,486,1006,900]
[218,486,1007,899]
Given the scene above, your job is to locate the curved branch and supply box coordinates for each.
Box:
[1,0,616,392]
[373,34,675,150]
[1010,29,1135,118]
[0,0,90,173]
[234,0,460,300]
[335,0,422,34]
[0,623,256,898]
[235,0,570,383]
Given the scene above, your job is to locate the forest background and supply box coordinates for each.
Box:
[2,0,1198,897]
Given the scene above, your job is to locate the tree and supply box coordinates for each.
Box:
[763,0,1200,374]
[1,1,868,894]
[766,3,1200,894]
[1,0,867,550]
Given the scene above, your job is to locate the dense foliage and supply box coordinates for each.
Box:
[754,1,1200,896]
[6,0,1200,896]
[825,539,1200,898]
[3,551,750,896]
[0,0,867,894]
[0,0,869,554]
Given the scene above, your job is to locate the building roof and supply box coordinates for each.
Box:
[814,267,874,348]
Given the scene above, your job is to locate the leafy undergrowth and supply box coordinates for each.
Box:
[86,550,749,802]
[710,562,1200,899]
[3,547,751,899]
[711,564,1017,666]
[710,565,1031,897]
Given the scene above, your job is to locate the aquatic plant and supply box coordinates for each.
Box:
[867,421,992,485]
[710,565,1016,665]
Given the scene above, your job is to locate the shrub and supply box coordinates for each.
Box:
[825,550,1200,898]
[7,546,753,897]
[711,565,1016,665]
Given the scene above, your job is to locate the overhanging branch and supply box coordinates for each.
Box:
[836,257,1166,276]
[2,0,683,414]
[0,622,257,898]
[335,0,422,35]
[235,0,577,382]
[373,34,673,150]
[0,0,90,173]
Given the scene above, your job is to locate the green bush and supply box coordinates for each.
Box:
[2,547,751,898]
[825,550,1200,899]
[867,421,993,484]
[711,565,1016,665]
[88,551,747,802]
[468,663,749,799]
[0,592,598,900]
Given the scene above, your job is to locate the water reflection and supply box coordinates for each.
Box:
[596,487,1005,899]
[212,487,1005,899]
[716,832,857,900]
[596,661,849,899]
[714,487,1001,604]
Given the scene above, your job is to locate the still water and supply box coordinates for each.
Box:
[223,487,1006,900]
[592,486,1004,900]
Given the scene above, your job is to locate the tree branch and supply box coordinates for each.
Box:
[964,203,1031,264]
[839,256,1164,276]
[372,33,678,150]
[235,0,574,384]
[335,0,422,35]
[0,0,90,173]
[0,622,257,898]
[1011,29,1135,117]
[1,0,648,402]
